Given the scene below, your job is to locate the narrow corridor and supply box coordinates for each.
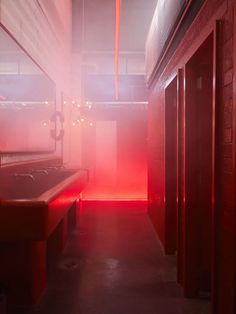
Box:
[10,201,210,314]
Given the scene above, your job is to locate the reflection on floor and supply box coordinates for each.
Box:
[9,200,210,314]
[82,183,147,200]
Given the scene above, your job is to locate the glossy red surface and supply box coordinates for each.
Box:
[147,1,236,313]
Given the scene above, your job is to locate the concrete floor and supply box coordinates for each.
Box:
[9,200,210,314]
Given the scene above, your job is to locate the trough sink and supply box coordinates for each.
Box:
[0,168,88,241]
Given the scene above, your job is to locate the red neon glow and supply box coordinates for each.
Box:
[81,119,147,200]
[80,200,148,216]
[84,199,147,202]
[115,0,121,100]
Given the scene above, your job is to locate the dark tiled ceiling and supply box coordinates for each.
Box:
[73,0,157,52]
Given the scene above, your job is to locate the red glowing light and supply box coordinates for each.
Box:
[115,0,121,100]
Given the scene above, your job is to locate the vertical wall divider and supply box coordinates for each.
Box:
[212,20,221,314]
[165,76,178,255]
[182,64,187,295]
[233,6,236,312]
[177,68,184,285]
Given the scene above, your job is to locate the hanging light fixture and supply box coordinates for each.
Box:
[115,0,121,100]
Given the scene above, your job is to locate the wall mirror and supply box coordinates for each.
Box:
[0,26,56,153]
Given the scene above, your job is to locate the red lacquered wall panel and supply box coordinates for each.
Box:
[184,34,213,297]
[165,77,178,254]
[177,68,185,285]
[213,11,236,314]
[147,1,236,313]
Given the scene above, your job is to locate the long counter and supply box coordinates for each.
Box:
[0,158,88,306]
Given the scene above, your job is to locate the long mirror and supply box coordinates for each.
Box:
[0,27,56,153]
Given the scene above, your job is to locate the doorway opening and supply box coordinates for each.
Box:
[184,33,214,298]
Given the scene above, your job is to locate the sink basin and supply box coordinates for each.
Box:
[0,169,77,199]
[0,168,88,241]
[0,158,88,306]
